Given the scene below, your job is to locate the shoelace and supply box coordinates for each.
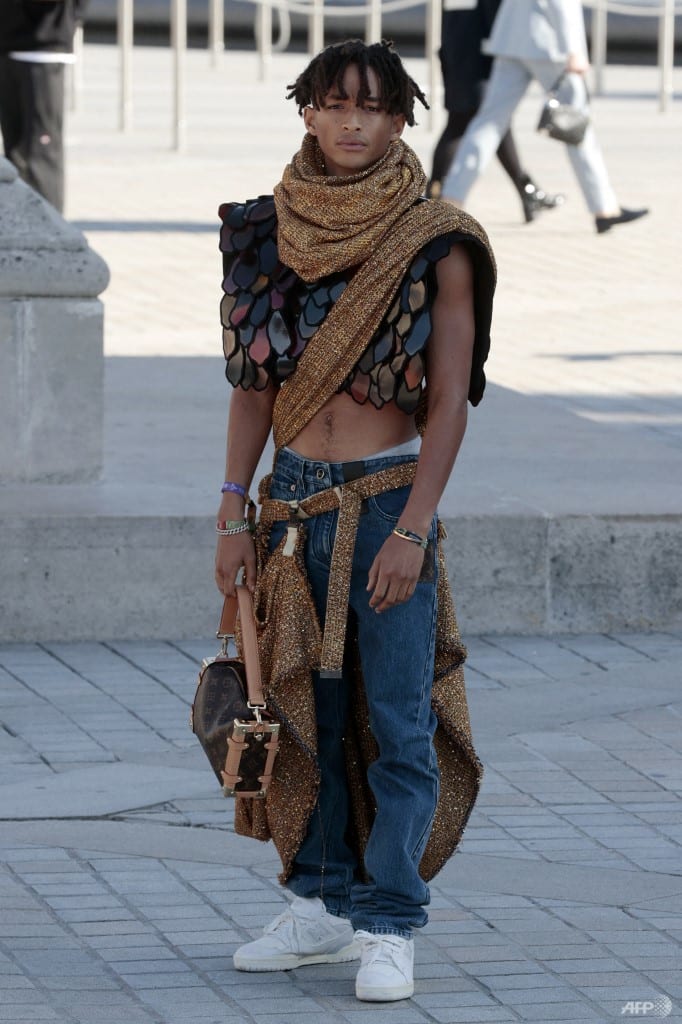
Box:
[263,908,294,935]
[357,932,407,968]
[263,905,328,947]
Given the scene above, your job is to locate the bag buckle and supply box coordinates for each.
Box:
[247,701,266,724]
[221,719,281,798]
[288,498,310,520]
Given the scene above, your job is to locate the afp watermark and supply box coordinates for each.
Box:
[621,997,673,1018]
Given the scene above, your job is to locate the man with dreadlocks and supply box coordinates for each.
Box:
[214,39,496,1001]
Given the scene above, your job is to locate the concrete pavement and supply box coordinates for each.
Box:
[1,46,681,638]
[1,629,681,1023]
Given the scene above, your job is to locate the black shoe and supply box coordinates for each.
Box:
[519,176,565,223]
[595,207,649,234]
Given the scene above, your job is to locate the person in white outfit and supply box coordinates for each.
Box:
[441,0,648,233]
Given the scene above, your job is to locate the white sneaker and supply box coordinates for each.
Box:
[354,930,414,1001]
[233,896,360,972]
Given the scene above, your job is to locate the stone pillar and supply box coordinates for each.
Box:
[0,158,109,482]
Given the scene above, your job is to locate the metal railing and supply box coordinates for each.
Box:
[252,0,443,118]
[588,0,679,109]
[104,0,678,150]
[106,0,444,147]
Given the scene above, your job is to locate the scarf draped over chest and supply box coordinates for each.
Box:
[271,134,495,449]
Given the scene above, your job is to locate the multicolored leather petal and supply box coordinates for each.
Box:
[219,196,296,390]
[219,196,466,413]
[341,232,463,412]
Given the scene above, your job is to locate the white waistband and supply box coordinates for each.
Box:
[284,436,421,464]
[364,437,422,460]
[10,52,76,64]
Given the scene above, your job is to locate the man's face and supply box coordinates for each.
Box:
[303,64,406,177]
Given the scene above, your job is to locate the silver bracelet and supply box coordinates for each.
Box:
[392,527,428,550]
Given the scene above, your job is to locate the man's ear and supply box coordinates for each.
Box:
[391,113,406,141]
[303,107,317,135]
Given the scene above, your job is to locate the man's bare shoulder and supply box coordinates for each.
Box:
[434,242,474,299]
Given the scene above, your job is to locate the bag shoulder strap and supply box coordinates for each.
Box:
[217,586,266,708]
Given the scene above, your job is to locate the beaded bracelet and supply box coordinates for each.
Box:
[217,519,247,531]
[221,481,247,497]
[392,527,428,550]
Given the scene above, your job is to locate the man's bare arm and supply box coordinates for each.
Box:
[367,242,475,613]
[215,383,276,596]
[398,241,475,535]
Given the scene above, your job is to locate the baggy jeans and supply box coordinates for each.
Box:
[268,447,440,938]
[441,57,619,215]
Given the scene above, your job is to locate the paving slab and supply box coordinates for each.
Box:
[0,820,278,869]
[0,765,209,820]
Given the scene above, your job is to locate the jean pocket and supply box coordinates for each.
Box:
[367,484,412,523]
[269,470,300,502]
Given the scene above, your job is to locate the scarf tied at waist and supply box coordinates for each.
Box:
[234,460,482,887]
[257,459,419,677]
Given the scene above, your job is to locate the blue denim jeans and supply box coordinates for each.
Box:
[268,447,440,938]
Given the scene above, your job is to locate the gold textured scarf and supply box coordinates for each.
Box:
[275,133,426,280]
[272,134,490,449]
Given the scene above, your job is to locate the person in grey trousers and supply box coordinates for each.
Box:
[430,0,563,223]
[440,0,648,233]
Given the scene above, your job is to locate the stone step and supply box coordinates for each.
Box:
[2,509,681,642]
[1,361,680,641]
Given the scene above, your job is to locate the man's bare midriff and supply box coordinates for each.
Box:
[288,391,418,463]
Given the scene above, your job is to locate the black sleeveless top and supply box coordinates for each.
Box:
[1,0,85,53]
[219,195,494,413]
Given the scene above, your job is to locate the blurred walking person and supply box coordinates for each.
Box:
[430,0,563,222]
[441,0,648,233]
[0,0,87,213]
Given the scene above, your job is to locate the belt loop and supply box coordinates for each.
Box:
[282,525,299,557]
[289,498,310,521]
[341,460,365,483]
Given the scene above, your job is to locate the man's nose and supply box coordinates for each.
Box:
[343,107,362,130]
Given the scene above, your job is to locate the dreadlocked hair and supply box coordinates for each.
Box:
[286,39,428,127]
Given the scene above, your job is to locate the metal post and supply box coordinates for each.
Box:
[591,0,607,96]
[365,0,381,44]
[309,0,324,56]
[117,0,133,132]
[659,0,675,112]
[171,0,187,151]
[425,0,441,132]
[208,0,224,66]
[258,0,273,82]
[68,22,84,112]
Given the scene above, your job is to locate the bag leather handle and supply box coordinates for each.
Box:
[217,586,265,707]
[547,70,590,102]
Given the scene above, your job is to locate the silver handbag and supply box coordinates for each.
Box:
[537,73,590,146]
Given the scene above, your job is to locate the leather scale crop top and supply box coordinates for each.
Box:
[219,195,494,413]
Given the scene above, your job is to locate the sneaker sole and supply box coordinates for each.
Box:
[234,941,360,972]
[355,981,414,1002]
